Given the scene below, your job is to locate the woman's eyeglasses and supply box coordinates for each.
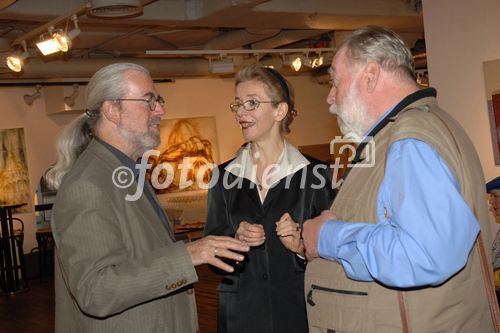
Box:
[229,99,277,113]
[114,94,165,111]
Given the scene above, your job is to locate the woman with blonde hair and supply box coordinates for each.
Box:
[205,64,335,332]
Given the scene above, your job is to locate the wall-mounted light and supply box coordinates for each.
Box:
[23,85,42,106]
[64,84,79,107]
[53,15,80,52]
[6,40,29,72]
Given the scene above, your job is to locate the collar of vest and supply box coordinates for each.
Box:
[366,87,437,142]
[344,87,437,179]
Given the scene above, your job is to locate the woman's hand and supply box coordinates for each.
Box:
[276,213,303,255]
[235,221,266,247]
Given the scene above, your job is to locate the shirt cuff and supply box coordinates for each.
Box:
[318,220,349,260]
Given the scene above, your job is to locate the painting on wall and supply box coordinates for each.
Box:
[0,128,32,213]
[483,59,500,165]
[149,117,219,224]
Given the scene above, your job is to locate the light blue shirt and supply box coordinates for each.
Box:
[318,119,480,288]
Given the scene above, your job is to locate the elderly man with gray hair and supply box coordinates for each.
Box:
[302,26,496,332]
[45,63,249,333]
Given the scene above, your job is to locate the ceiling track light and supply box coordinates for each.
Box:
[53,15,80,53]
[36,15,80,56]
[283,55,302,72]
[23,85,42,106]
[6,40,29,73]
[301,54,324,69]
[36,27,60,56]
[312,54,324,68]
[64,84,80,107]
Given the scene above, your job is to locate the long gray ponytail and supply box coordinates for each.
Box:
[44,62,150,190]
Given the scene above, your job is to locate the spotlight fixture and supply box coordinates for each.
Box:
[283,55,302,72]
[52,15,80,52]
[23,85,42,106]
[6,40,29,72]
[301,54,324,69]
[36,28,60,56]
[312,55,324,68]
[291,56,302,71]
[36,15,81,56]
[64,84,80,107]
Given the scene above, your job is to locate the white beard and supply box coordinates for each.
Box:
[118,118,161,157]
[329,82,373,141]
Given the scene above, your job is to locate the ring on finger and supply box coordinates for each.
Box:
[213,248,218,256]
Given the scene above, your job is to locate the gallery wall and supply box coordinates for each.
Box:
[0,75,338,252]
[422,0,500,181]
[423,0,500,239]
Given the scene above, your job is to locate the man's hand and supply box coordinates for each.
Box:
[186,236,250,272]
[303,210,335,261]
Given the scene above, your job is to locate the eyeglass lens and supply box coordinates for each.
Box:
[148,95,165,111]
[230,100,260,112]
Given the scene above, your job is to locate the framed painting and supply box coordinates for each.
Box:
[0,128,32,213]
[149,116,219,224]
[483,59,500,165]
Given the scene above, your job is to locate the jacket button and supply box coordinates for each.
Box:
[262,273,268,280]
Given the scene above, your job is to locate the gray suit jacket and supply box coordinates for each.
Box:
[52,139,199,332]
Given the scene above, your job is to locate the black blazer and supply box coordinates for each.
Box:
[204,154,335,333]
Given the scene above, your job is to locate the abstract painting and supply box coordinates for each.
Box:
[0,128,31,213]
[483,58,500,165]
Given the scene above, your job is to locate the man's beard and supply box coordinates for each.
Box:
[329,82,373,141]
[118,117,161,157]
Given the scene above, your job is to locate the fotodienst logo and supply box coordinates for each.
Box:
[329,135,375,187]
[112,138,376,201]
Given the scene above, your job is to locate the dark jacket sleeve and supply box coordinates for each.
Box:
[306,156,336,216]
[204,166,234,237]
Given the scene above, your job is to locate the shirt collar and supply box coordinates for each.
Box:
[94,137,139,177]
[363,103,397,138]
[225,139,310,187]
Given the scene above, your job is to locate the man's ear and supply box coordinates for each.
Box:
[101,100,121,125]
[364,61,380,93]
[274,102,289,121]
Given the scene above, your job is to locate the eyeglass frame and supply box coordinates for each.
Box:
[113,94,165,112]
[229,99,280,113]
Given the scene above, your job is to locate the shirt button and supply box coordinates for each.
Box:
[262,273,268,280]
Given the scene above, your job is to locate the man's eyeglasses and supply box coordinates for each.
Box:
[229,99,277,113]
[114,94,165,111]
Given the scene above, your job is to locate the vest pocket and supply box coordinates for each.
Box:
[307,284,368,306]
[306,283,372,332]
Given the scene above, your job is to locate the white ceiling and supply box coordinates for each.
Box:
[0,0,424,81]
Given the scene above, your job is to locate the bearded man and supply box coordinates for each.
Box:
[45,63,249,333]
[302,26,496,332]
